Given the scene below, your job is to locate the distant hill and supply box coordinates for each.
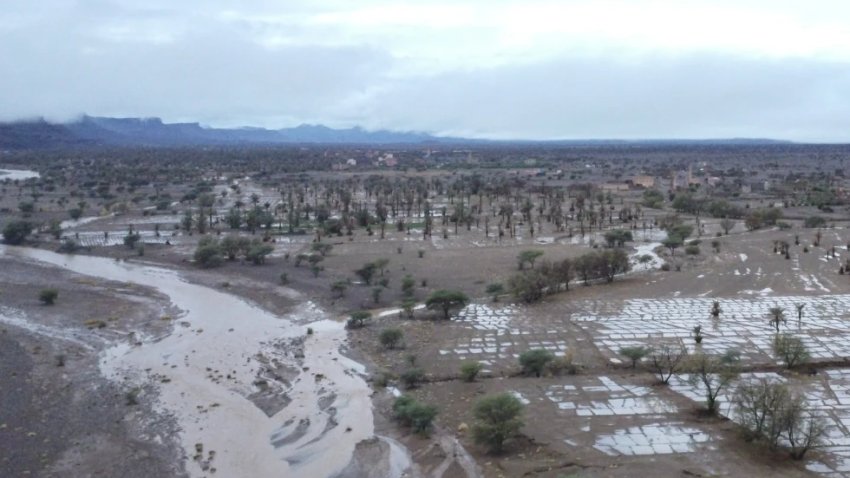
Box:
[0,116,794,149]
[0,119,94,149]
[64,116,443,147]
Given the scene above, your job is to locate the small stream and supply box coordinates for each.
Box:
[1,245,375,477]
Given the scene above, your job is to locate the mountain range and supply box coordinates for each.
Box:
[0,116,792,149]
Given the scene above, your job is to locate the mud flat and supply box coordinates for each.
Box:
[1,245,379,477]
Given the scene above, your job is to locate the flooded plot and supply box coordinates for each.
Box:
[66,230,179,247]
[545,376,677,416]
[571,294,850,362]
[437,304,570,368]
[668,370,850,476]
[593,424,711,456]
[534,375,718,458]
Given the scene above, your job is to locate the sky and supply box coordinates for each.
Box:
[1,0,849,141]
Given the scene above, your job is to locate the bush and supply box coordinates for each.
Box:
[39,288,58,305]
[685,245,701,255]
[393,396,438,434]
[472,393,524,454]
[221,235,250,260]
[517,250,544,270]
[3,220,33,245]
[401,275,416,297]
[519,349,554,377]
[486,283,505,302]
[546,353,578,376]
[379,328,404,349]
[772,334,810,369]
[508,269,548,303]
[125,388,140,406]
[734,378,825,459]
[123,231,141,249]
[460,361,483,382]
[373,371,391,388]
[246,242,274,265]
[346,310,371,329]
[57,239,80,254]
[619,346,651,369]
[193,237,223,268]
[355,262,377,285]
[425,290,469,319]
[400,368,425,389]
[804,216,827,228]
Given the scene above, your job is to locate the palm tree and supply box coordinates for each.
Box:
[768,306,786,333]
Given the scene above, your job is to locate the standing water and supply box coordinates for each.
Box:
[1,245,375,477]
[0,169,40,180]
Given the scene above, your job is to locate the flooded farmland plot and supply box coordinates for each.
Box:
[571,294,850,363]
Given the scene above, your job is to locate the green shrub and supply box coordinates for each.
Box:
[3,220,32,245]
[472,393,524,454]
[400,368,425,389]
[393,396,438,434]
[379,328,404,349]
[619,346,651,368]
[39,288,58,305]
[460,361,484,382]
[246,243,274,265]
[346,310,371,329]
[519,349,554,377]
[193,237,223,268]
[546,354,578,376]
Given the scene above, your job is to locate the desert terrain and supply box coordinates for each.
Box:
[3,144,850,477]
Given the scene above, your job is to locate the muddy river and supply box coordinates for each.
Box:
[1,245,383,477]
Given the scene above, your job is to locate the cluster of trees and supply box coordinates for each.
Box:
[660,222,694,254]
[671,194,746,220]
[617,331,821,459]
[507,249,630,303]
[744,207,783,231]
[193,235,274,268]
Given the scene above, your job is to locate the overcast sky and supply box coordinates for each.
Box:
[2,0,849,141]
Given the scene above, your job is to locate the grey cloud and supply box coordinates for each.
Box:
[1,1,849,141]
[365,55,850,141]
[0,14,393,127]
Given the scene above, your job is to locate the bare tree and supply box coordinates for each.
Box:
[649,344,687,384]
[734,377,792,444]
[772,334,810,369]
[686,350,740,414]
[719,218,736,235]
